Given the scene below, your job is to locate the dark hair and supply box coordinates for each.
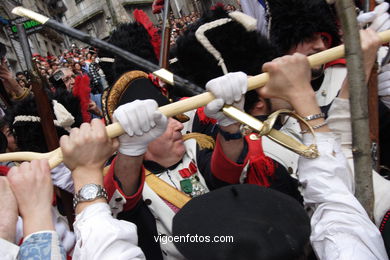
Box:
[0,118,8,132]
[267,0,341,55]
[0,132,7,153]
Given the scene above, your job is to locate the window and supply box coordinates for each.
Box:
[52,44,57,55]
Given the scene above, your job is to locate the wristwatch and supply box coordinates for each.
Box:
[73,184,108,209]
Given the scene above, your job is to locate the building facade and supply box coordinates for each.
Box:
[0,0,66,72]
[61,0,240,46]
[0,0,240,72]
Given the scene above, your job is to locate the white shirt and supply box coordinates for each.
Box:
[299,133,388,260]
[0,238,19,260]
[72,203,145,260]
[327,97,390,226]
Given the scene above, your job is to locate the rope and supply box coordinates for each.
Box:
[195,18,232,75]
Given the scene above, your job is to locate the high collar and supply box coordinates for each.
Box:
[143,159,183,174]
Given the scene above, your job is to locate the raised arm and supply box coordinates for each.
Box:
[60,118,145,260]
[7,160,66,260]
[260,53,388,260]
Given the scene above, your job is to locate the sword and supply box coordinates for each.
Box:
[222,106,319,159]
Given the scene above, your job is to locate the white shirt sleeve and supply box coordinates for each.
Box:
[380,95,390,109]
[72,202,145,260]
[299,133,388,260]
[0,238,19,260]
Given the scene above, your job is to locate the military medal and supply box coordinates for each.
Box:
[179,161,207,198]
[180,178,193,194]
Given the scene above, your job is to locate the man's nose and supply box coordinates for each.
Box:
[172,118,184,131]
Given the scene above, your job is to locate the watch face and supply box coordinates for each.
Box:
[80,184,99,200]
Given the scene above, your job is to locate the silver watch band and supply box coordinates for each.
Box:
[303,112,325,121]
[73,184,108,209]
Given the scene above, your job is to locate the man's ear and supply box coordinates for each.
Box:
[250,98,270,116]
[253,99,265,110]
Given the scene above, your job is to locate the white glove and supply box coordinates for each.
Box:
[379,63,390,109]
[51,163,74,194]
[357,2,390,32]
[204,72,247,127]
[113,99,168,156]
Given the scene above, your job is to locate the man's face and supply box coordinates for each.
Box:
[288,32,331,78]
[147,118,186,160]
[288,33,330,56]
[60,68,76,91]
[41,61,49,68]
[17,74,26,81]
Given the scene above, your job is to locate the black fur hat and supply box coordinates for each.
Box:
[102,13,160,87]
[266,0,341,55]
[6,89,82,153]
[173,7,278,88]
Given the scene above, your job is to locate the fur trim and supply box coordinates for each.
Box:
[107,23,159,84]
[51,89,83,128]
[6,90,82,153]
[267,0,341,54]
[133,9,161,61]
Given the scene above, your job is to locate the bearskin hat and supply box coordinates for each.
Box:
[101,10,161,87]
[266,0,341,55]
[6,89,82,153]
[107,23,158,84]
[173,7,278,88]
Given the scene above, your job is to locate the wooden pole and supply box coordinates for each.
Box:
[363,0,381,172]
[335,0,374,220]
[159,0,171,69]
[16,23,75,229]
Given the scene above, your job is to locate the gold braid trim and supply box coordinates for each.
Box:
[183,133,215,150]
[105,71,149,123]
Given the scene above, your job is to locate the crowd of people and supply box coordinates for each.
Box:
[13,45,108,96]
[162,11,200,46]
[161,4,238,46]
[0,0,390,259]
